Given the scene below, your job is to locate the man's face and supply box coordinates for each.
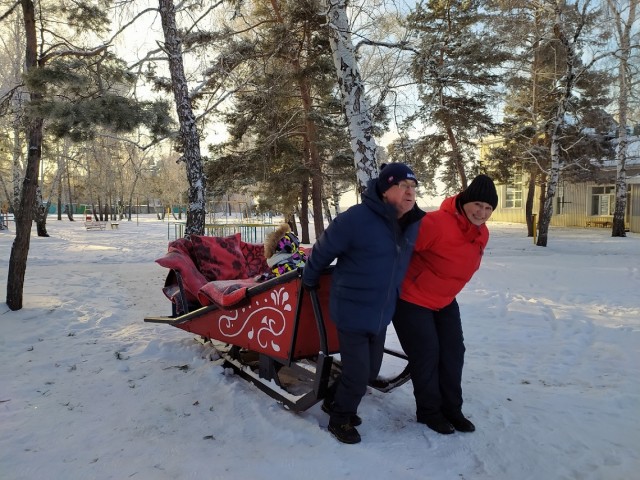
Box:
[383,180,417,217]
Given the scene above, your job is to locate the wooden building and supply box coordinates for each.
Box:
[484,136,640,233]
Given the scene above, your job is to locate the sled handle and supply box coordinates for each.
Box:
[307,286,329,355]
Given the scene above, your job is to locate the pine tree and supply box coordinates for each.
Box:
[0,0,171,310]
[403,0,509,192]
[208,0,350,241]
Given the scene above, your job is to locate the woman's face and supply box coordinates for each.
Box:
[462,201,494,226]
[383,180,417,217]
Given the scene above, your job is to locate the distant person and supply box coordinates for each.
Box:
[303,163,424,444]
[393,174,498,435]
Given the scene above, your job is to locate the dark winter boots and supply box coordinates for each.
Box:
[444,412,476,432]
[418,411,475,434]
[328,420,361,444]
[321,399,362,426]
[417,412,455,434]
[322,397,362,444]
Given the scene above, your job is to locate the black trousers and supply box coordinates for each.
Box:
[392,298,465,420]
[330,327,386,424]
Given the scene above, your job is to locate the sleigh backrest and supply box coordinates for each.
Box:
[156,233,270,314]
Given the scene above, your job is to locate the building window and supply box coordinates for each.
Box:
[590,186,615,216]
[505,173,523,208]
[555,184,565,214]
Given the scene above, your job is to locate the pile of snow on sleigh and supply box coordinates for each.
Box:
[145,231,410,412]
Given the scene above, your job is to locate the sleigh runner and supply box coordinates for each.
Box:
[145,233,410,412]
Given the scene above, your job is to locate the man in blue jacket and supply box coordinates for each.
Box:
[302,163,424,444]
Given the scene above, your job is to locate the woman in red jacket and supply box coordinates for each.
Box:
[393,174,498,435]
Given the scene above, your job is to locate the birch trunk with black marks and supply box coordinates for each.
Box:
[608,0,636,237]
[324,0,378,190]
[158,0,206,236]
[537,9,579,247]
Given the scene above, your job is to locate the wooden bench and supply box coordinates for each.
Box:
[85,221,106,230]
[110,222,119,229]
[585,220,612,228]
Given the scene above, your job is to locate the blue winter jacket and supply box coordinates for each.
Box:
[302,178,424,335]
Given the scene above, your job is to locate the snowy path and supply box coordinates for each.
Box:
[0,219,638,479]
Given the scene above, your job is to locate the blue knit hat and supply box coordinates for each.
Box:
[377,163,418,193]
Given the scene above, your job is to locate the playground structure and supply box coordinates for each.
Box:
[84,209,106,230]
[0,212,11,230]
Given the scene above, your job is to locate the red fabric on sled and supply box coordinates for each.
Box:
[239,240,270,277]
[155,250,207,301]
[167,237,194,256]
[190,233,247,281]
[197,278,261,308]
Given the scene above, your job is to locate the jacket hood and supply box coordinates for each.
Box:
[362,178,399,221]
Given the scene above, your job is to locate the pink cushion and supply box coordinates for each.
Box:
[240,241,270,277]
[197,278,261,308]
[155,250,207,300]
[190,233,247,281]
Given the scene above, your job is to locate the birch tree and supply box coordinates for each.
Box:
[157,0,206,236]
[607,0,638,237]
[537,0,609,247]
[324,0,379,189]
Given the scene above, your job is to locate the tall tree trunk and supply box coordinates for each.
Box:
[57,165,62,221]
[299,180,310,244]
[65,155,75,221]
[527,8,541,238]
[537,6,578,247]
[158,0,206,236]
[12,118,22,208]
[444,122,467,189]
[537,176,546,232]
[608,0,635,237]
[300,123,311,244]
[330,174,341,216]
[300,60,325,239]
[525,167,537,237]
[34,186,49,237]
[269,2,324,238]
[6,0,43,310]
[324,0,378,190]
[322,196,333,224]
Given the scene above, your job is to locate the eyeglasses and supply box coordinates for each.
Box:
[396,182,418,191]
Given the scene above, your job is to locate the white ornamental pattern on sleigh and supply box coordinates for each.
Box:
[217,287,292,352]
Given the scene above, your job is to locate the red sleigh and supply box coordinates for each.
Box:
[144,234,410,412]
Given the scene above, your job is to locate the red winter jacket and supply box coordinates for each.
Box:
[399,195,489,310]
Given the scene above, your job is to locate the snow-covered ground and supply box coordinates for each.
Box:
[0,217,638,480]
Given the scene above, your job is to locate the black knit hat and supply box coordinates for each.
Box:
[377,163,418,194]
[457,174,498,210]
